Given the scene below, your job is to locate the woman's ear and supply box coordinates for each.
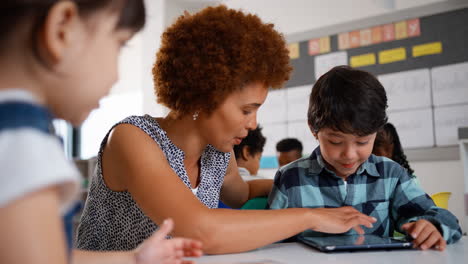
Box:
[39,1,80,65]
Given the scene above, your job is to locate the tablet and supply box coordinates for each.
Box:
[298,234,413,252]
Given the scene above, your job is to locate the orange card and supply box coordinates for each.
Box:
[371,26,382,44]
[382,23,395,42]
[360,29,372,46]
[338,33,350,50]
[308,39,320,55]
[349,31,360,48]
[407,18,421,37]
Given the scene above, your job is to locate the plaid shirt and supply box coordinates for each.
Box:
[268,147,462,244]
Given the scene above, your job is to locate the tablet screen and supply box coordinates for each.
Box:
[298,234,413,252]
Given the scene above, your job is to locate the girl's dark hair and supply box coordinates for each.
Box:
[374,123,414,175]
[0,0,145,54]
[307,66,388,136]
[233,125,266,160]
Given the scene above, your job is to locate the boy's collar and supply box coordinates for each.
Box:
[309,147,380,177]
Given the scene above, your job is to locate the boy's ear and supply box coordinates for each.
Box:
[39,1,80,65]
[308,124,318,139]
[241,146,251,161]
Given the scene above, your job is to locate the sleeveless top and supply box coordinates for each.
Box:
[76,115,231,251]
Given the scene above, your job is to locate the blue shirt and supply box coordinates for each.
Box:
[268,147,462,244]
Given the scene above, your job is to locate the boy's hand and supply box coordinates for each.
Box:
[311,206,377,234]
[401,219,446,251]
[135,218,203,264]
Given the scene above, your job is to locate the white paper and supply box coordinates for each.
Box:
[314,51,348,80]
[257,89,287,124]
[378,68,431,111]
[434,104,468,146]
[431,62,468,107]
[387,108,434,148]
[286,85,312,121]
[260,123,288,156]
[287,121,319,155]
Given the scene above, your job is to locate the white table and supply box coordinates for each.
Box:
[189,237,467,264]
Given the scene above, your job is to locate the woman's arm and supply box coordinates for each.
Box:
[103,124,376,254]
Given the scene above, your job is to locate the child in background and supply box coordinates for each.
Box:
[373,122,416,179]
[268,66,462,250]
[276,138,303,167]
[233,125,267,181]
[0,1,202,263]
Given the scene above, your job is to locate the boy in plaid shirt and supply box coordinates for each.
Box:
[268,66,462,250]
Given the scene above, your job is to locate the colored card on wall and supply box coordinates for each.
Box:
[288,43,300,59]
[382,23,395,42]
[360,29,372,46]
[379,47,406,64]
[413,42,442,57]
[371,26,383,44]
[349,31,360,48]
[407,18,421,37]
[395,21,408,40]
[319,37,331,53]
[308,39,320,55]
[338,32,350,50]
[350,53,376,68]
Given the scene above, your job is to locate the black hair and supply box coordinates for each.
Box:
[233,125,266,160]
[374,123,414,175]
[0,0,145,55]
[307,65,388,136]
[276,138,303,154]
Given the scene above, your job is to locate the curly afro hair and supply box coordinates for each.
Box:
[153,5,292,117]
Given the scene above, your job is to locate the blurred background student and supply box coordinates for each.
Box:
[373,123,416,180]
[276,138,303,167]
[233,125,267,181]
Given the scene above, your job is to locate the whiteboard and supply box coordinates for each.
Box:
[314,51,348,80]
[287,121,319,155]
[387,108,434,148]
[431,62,468,106]
[286,85,312,121]
[261,123,288,156]
[258,89,287,124]
[434,104,468,146]
[378,68,431,111]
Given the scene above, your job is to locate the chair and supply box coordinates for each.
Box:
[431,192,452,209]
[241,197,268,210]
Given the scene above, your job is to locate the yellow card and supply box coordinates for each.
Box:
[395,21,408,40]
[288,43,299,59]
[350,53,376,68]
[412,42,442,57]
[379,47,406,64]
[319,37,331,53]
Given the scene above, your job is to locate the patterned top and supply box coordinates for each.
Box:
[268,147,462,244]
[76,115,231,251]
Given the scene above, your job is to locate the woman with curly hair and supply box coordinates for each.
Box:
[76,5,376,254]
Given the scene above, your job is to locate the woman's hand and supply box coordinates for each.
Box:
[135,219,203,264]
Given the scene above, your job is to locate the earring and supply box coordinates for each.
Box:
[192,111,199,120]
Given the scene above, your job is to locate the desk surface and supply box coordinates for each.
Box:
[190,237,467,264]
